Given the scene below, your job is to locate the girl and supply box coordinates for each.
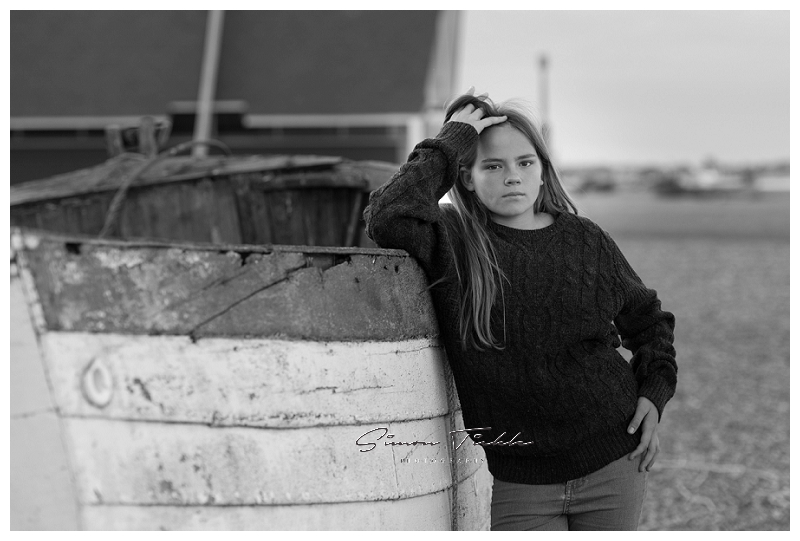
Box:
[363,90,677,531]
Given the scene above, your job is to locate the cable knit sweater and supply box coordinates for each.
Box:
[363,121,677,485]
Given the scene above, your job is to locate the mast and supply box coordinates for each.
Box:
[193,10,225,158]
[539,53,550,148]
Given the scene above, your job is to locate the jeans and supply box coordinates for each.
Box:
[490,453,648,530]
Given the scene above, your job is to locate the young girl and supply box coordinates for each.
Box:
[363,90,677,531]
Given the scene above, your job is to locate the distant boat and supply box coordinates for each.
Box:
[754,173,790,192]
[653,165,788,197]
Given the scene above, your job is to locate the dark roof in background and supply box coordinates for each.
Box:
[11,11,206,116]
[11,10,439,118]
[217,11,437,114]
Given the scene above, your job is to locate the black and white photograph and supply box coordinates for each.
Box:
[8,7,790,531]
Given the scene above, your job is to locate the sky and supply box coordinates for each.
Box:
[457,10,789,167]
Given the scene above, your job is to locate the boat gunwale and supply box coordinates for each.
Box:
[10,154,398,207]
[9,226,410,258]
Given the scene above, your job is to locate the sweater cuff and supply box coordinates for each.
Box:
[638,375,675,422]
[433,121,479,156]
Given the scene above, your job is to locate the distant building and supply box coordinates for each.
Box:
[10,10,460,184]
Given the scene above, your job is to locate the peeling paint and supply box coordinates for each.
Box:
[14,228,492,529]
[23,234,40,250]
[131,378,152,402]
[93,250,147,270]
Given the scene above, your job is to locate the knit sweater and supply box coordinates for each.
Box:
[363,121,677,485]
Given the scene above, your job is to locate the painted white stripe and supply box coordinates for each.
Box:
[80,490,453,530]
[79,467,493,531]
[63,415,485,506]
[41,333,452,427]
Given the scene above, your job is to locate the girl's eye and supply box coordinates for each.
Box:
[486,164,501,171]
[520,160,535,167]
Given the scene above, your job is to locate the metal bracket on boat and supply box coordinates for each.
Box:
[81,358,114,409]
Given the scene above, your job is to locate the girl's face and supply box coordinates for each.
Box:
[464,124,544,228]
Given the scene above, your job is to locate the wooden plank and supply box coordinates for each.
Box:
[80,490,452,530]
[10,155,348,206]
[229,177,257,244]
[207,178,243,244]
[41,333,450,427]
[253,171,368,192]
[62,416,465,506]
[286,190,307,246]
[9,207,40,229]
[35,202,69,235]
[75,194,105,237]
[266,190,291,245]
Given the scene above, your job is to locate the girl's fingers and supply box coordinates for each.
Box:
[628,441,646,460]
[475,115,507,130]
[645,447,659,471]
[466,86,475,95]
[640,445,655,472]
[487,115,507,125]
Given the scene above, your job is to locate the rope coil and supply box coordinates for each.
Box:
[98,139,232,238]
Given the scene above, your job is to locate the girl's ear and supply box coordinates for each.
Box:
[460,168,475,192]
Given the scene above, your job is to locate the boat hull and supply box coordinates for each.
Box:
[10,228,492,530]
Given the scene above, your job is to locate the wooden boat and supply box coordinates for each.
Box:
[10,149,493,530]
[10,151,396,247]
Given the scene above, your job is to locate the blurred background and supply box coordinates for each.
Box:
[9,10,789,531]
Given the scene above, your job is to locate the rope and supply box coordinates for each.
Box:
[98,139,232,238]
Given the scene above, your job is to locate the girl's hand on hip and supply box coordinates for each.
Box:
[448,102,507,135]
[627,396,660,472]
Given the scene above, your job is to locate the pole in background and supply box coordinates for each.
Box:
[193,10,225,158]
[538,53,551,149]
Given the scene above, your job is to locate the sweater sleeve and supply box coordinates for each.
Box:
[363,121,478,275]
[603,231,678,422]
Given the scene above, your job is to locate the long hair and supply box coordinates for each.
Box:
[438,93,580,351]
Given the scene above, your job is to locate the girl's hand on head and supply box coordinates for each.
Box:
[448,102,507,135]
[627,396,660,472]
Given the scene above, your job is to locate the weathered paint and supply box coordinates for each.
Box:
[20,233,437,340]
[81,469,493,531]
[80,492,453,530]
[10,270,80,530]
[11,228,493,530]
[62,416,484,506]
[42,333,451,427]
[193,253,434,340]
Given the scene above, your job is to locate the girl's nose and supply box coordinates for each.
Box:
[504,176,521,185]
